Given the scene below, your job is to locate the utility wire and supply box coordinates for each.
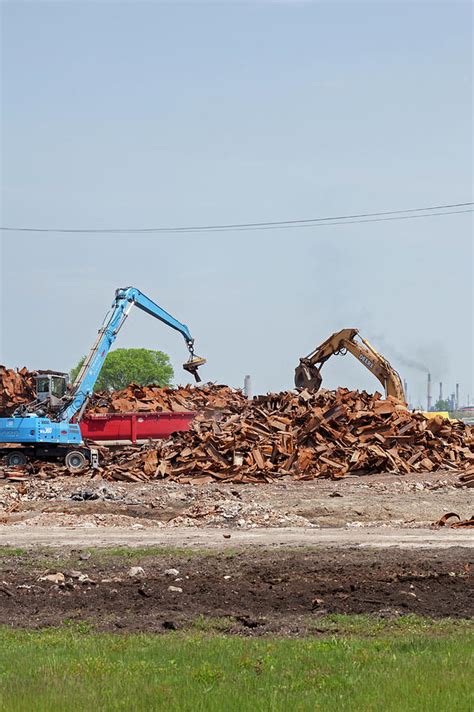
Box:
[188,209,474,234]
[0,201,472,234]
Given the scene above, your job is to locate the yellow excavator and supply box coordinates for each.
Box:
[294,328,406,402]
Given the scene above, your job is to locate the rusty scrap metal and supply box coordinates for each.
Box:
[434,512,474,529]
[94,387,474,484]
[1,367,473,486]
[0,366,36,415]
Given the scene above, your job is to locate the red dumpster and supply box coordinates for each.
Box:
[80,411,195,445]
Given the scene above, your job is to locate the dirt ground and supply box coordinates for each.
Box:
[0,469,471,634]
[0,469,471,530]
[0,525,473,549]
[0,546,472,634]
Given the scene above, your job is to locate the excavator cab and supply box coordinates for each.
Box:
[35,371,69,408]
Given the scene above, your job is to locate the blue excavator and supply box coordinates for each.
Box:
[0,287,205,471]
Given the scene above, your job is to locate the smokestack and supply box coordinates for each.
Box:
[243,375,252,400]
[427,372,432,412]
[439,382,443,401]
[403,379,408,399]
[455,383,459,410]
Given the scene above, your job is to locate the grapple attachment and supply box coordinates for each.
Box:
[183,356,206,382]
[294,361,323,392]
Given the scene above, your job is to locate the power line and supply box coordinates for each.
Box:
[201,209,473,233]
[0,201,472,234]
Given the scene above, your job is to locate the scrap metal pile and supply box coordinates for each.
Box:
[1,366,473,484]
[99,386,474,484]
[0,366,246,417]
[88,382,247,415]
[0,367,35,416]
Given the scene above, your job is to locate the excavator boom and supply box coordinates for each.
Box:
[295,328,405,402]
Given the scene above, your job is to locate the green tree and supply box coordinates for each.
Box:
[70,348,174,392]
[433,399,451,412]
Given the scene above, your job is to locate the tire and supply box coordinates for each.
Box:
[6,451,28,467]
[65,450,88,473]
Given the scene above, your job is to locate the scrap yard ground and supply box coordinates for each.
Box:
[0,375,472,709]
[0,468,472,631]
[1,372,473,629]
[0,469,471,530]
[0,541,472,632]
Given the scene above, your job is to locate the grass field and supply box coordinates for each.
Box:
[0,616,472,711]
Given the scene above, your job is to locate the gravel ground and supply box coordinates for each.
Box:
[0,468,471,530]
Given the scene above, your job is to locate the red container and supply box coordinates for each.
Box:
[80,411,195,445]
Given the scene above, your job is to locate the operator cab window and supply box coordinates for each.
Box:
[51,377,67,398]
[36,378,50,394]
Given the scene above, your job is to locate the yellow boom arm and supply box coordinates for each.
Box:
[294,328,405,402]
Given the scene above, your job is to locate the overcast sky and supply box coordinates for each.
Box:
[1,1,472,408]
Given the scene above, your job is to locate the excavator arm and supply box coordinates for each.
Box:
[294,328,405,402]
[58,287,205,422]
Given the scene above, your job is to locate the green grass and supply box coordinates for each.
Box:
[89,545,199,559]
[190,615,237,633]
[0,546,26,557]
[0,619,472,711]
[90,545,239,561]
[0,545,239,570]
[308,612,474,637]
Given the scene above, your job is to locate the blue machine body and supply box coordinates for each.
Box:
[0,416,82,445]
[0,287,197,449]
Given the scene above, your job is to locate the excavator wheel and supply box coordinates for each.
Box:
[294,363,323,393]
[65,450,88,473]
[6,450,28,467]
